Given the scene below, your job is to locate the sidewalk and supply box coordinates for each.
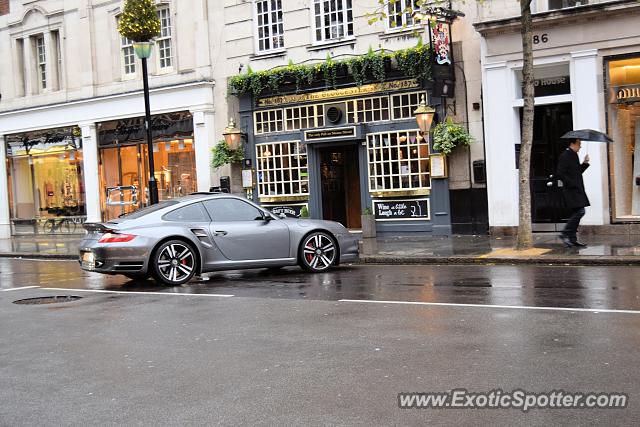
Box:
[359,234,640,266]
[1,233,639,266]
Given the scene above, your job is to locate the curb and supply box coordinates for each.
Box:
[358,255,640,266]
[1,252,639,266]
[0,253,77,260]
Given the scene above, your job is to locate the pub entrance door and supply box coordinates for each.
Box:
[318,144,362,229]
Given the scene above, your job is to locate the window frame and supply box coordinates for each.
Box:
[311,0,354,45]
[120,33,136,77]
[35,35,47,91]
[255,140,309,198]
[366,129,431,193]
[156,5,173,70]
[385,0,420,32]
[253,0,285,55]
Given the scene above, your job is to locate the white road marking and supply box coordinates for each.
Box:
[339,299,640,315]
[1,286,41,292]
[40,288,234,298]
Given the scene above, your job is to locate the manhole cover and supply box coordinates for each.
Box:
[13,296,82,305]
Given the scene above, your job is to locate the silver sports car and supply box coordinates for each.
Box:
[78,193,359,285]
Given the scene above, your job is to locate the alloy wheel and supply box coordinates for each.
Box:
[301,232,336,272]
[154,242,196,285]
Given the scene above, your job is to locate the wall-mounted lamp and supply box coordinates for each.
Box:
[414,95,436,133]
[223,117,244,150]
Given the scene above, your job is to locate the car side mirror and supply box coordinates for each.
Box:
[258,211,273,221]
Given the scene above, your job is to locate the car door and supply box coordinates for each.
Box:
[162,202,227,266]
[202,198,290,261]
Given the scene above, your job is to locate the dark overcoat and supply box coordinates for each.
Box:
[556,148,590,209]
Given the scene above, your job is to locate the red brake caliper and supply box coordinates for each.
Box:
[306,240,314,262]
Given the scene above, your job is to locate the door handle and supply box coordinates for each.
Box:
[213,230,228,236]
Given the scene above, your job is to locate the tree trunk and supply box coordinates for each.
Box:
[517,0,534,250]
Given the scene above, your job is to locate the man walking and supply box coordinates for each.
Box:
[556,139,590,247]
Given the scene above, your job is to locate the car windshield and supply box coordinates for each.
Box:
[116,201,179,220]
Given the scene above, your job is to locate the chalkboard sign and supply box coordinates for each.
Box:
[373,199,430,221]
[265,204,306,218]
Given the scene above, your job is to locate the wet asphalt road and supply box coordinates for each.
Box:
[1,259,640,425]
[1,258,640,310]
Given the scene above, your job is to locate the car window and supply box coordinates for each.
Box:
[121,201,179,220]
[203,198,263,222]
[163,203,210,222]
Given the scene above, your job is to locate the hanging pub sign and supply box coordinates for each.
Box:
[430,21,452,66]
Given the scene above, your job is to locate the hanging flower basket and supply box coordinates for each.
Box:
[117,0,161,42]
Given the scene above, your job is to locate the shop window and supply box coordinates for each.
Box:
[6,127,86,234]
[284,105,324,130]
[254,0,285,53]
[97,112,196,220]
[313,0,353,43]
[256,141,308,197]
[367,130,430,192]
[254,109,284,134]
[157,6,173,69]
[386,0,419,31]
[607,56,640,220]
[346,96,390,123]
[391,92,425,120]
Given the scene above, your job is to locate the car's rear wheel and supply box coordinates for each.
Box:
[151,240,197,286]
[299,231,337,272]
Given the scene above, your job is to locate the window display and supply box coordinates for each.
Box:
[607,56,640,220]
[97,111,197,220]
[5,126,86,234]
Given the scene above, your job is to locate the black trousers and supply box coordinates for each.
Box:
[562,207,586,241]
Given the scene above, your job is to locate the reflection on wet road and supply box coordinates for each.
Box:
[1,258,639,311]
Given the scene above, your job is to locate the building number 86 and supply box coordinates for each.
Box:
[533,34,549,45]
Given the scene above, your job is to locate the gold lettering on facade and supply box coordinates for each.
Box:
[617,86,640,101]
[257,79,420,107]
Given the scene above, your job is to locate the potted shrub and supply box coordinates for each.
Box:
[299,206,310,218]
[361,207,376,238]
[432,118,474,155]
[117,0,160,42]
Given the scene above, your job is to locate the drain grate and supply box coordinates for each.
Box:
[13,296,82,305]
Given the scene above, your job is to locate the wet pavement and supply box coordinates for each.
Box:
[1,260,639,425]
[2,258,640,311]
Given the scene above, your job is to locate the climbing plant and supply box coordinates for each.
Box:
[228,43,432,97]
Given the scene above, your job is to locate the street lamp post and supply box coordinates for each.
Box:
[133,41,159,206]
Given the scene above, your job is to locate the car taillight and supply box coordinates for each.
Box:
[98,233,136,243]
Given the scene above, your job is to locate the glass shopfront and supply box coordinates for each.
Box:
[97,111,196,220]
[607,55,640,221]
[6,126,86,234]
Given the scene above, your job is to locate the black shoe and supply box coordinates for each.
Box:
[570,241,587,247]
[559,234,573,247]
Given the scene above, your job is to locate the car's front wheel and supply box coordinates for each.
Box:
[151,240,197,286]
[299,231,337,272]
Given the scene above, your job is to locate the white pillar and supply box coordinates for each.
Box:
[481,61,520,227]
[80,123,101,223]
[571,50,608,226]
[0,135,11,238]
[23,36,36,95]
[190,109,215,192]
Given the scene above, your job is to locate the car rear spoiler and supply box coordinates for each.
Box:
[83,223,118,233]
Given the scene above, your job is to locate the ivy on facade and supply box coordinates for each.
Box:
[228,42,432,98]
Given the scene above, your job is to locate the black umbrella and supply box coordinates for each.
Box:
[560,129,613,143]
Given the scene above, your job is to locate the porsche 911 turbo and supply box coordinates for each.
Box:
[78,193,359,285]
